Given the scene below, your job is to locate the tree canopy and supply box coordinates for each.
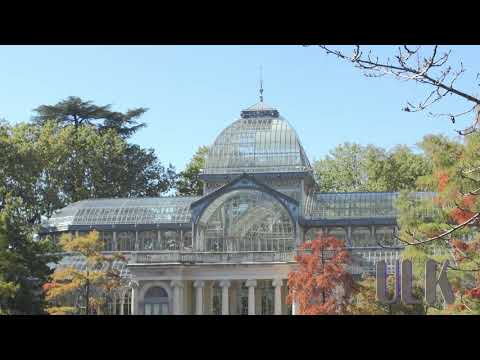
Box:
[32,96,147,138]
[0,196,58,314]
[0,119,176,224]
[0,97,176,314]
[396,133,480,313]
[176,146,208,196]
[313,142,432,192]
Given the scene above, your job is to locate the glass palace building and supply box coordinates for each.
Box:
[40,97,431,315]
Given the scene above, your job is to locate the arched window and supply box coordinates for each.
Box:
[197,189,295,252]
[144,286,169,315]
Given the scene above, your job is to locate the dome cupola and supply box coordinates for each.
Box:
[203,99,311,175]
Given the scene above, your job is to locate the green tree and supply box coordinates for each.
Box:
[0,120,176,222]
[0,196,58,314]
[395,133,480,314]
[176,146,208,196]
[349,274,428,315]
[0,98,176,314]
[32,96,147,138]
[0,281,17,315]
[313,142,431,192]
[44,231,124,315]
[120,144,177,197]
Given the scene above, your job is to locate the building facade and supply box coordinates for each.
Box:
[40,97,432,315]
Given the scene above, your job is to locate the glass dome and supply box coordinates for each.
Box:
[203,101,311,175]
[196,189,295,252]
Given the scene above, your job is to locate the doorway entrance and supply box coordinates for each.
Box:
[144,286,169,315]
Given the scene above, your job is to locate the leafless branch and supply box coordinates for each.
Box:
[318,45,480,134]
[318,45,480,249]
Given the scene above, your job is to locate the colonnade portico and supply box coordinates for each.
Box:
[189,278,284,315]
[132,276,288,315]
[128,261,293,315]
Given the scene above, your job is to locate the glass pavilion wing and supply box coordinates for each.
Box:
[48,255,132,280]
[304,192,436,219]
[45,197,200,230]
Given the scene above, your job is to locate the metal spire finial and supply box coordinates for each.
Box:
[259,65,264,102]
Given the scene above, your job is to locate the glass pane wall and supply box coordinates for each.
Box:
[198,189,295,252]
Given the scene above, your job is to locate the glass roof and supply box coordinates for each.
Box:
[203,101,311,175]
[304,192,436,219]
[45,197,200,230]
[48,254,131,280]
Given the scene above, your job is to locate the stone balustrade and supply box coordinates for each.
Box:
[129,248,403,274]
[131,251,296,264]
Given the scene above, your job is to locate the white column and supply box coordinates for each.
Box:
[292,299,298,315]
[130,282,139,315]
[111,293,116,315]
[193,280,205,315]
[180,286,185,314]
[171,280,184,315]
[120,290,125,315]
[219,280,231,315]
[272,279,283,315]
[245,279,257,315]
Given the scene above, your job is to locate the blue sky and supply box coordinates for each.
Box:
[0,45,479,171]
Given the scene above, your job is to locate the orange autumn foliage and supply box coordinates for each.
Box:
[451,239,470,262]
[449,194,477,224]
[466,288,480,299]
[433,167,478,225]
[437,171,449,192]
[42,282,57,292]
[450,208,476,224]
[463,194,476,208]
[452,238,469,252]
[287,232,354,315]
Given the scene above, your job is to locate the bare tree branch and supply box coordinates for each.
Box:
[317,45,480,252]
[318,45,480,134]
[400,212,480,246]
